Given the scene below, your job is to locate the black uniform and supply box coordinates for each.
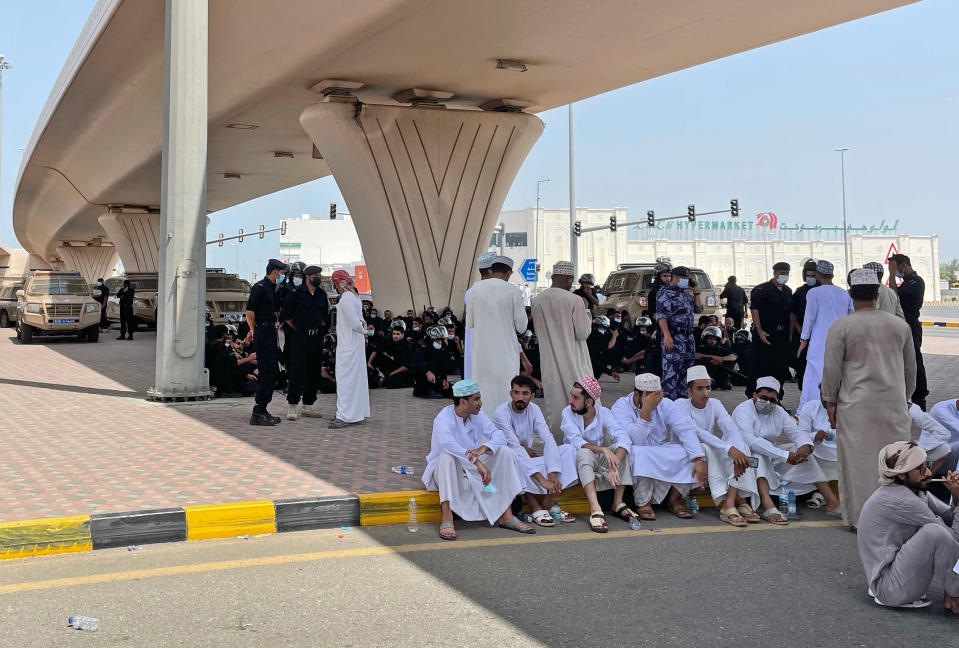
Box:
[94,283,109,328]
[281,285,330,407]
[696,339,737,390]
[587,328,618,378]
[897,271,928,407]
[719,283,747,328]
[379,337,415,389]
[275,280,295,375]
[246,276,280,411]
[116,285,136,339]
[412,339,453,398]
[621,330,651,373]
[747,280,793,398]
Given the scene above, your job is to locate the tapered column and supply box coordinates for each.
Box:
[55,245,119,283]
[300,102,543,313]
[150,0,209,400]
[98,211,161,273]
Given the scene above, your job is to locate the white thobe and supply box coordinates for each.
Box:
[466,278,528,418]
[674,398,760,506]
[521,285,531,307]
[732,400,826,496]
[492,401,578,494]
[611,396,704,504]
[422,405,521,524]
[333,290,370,423]
[797,400,839,481]
[560,405,631,451]
[530,287,594,437]
[922,401,959,466]
[799,285,853,408]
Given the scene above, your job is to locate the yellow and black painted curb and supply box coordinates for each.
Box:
[920,320,959,327]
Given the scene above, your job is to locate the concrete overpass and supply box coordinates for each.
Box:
[13,0,916,398]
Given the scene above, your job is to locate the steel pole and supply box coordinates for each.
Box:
[0,56,10,244]
[568,104,577,277]
[839,149,849,271]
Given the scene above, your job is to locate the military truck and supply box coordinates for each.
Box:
[15,271,102,343]
[106,269,251,326]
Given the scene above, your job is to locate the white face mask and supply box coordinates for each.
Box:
[432,341,442,350]
[292,277,303,287]
[597,328,607,335]
[366,329,374,337]
[447,333,454,340]
[776,274,789,285]
[805,277,816,286]
[614,317,622,323]
[754,400,777,415]
[412,326,420,332]
[677,278,689,288]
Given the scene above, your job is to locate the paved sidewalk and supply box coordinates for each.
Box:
[0,326,956,523]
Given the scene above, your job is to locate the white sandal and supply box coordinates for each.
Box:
[868,588,931,608]
[531,509,555,527]
[806,492,826,509]
[760,507,789,526]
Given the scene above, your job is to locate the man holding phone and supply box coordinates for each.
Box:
[656,266,702,400]
[675,365,761,527]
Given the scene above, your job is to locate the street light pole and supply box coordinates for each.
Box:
[534,177,549,286]
[0,55,12,244]
[568,104,577,277]
[835,147,850,272]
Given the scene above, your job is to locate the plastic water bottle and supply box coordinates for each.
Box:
[407,498,418,533]
[687,494,700,514]
[824,429,837,442]
[67,616,99,631]
[628,516,642,531]
[549,503,562,522]
[787,489,797,517]
[778,486,790,517]
[391,465,414,475]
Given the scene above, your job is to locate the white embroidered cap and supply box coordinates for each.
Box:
[634,373,661,392]
[686,365,711,383]
[755,376,781,393]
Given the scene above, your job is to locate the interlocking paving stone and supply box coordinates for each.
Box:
[0,325,956,522]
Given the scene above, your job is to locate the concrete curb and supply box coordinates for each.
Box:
[920,321,959,327]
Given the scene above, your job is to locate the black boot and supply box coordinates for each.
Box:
[250,406,279,426]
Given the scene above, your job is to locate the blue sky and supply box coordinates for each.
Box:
[1,0,956,282]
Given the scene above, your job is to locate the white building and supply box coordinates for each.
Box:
[278,213,364,275]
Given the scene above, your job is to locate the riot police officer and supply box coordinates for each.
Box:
[245,258,288,426]
[277,261,306,382]
[282,264,329,420]
[656,265,702,400]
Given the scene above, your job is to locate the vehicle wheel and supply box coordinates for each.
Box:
[86,326,99,343]
[21,324,33,344]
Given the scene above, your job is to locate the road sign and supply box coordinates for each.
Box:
[520,258,537,282]
[884,242,899,263]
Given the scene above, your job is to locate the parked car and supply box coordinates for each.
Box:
[600,264,720,317]
[105,272,159,327]
[15,271,102,343]
[105,269,252,326]
[0,281,23,327]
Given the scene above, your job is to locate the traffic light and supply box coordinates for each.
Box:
[258,225,265,239]
[687,204,695,222]
[238,228,244,242]
[329,202,337,219]
[218,234,224,247]
[609,216,617,232]
[280,220,287,235]
[730,199,739,218]
[573,221,582,237]
[646,210,655,227]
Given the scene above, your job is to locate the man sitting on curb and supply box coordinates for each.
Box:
[909,401,954,478]
[611,373,708,521]
[732,376,836,524]
[421,379,532,541]
[561,376,636,533]
[493,375,578,527]
[674,365,761,527]
[858,441,959,613]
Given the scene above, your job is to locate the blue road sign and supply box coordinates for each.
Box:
[520,258,537,282]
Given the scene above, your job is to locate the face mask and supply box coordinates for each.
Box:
[805,277,816,287]
[97,281,103,286]
[366,329,374,337]
[754,400,777,415]
[447,333,454,340]
[371,314,377,319]
[614,317,622,323]
[677,278,689,288]
[432,341,442,350]
[597,328,606,335]
[895,271,904,278]
[776,274,789,285]
[292,277,303,287]
[412,326,420,332]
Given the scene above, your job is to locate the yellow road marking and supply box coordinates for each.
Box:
[0,520,841,596]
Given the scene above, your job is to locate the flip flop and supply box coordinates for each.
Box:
[761,507,789,526]
[806,492,826,509]
[497,517,536,534]
[559,510,576,523]
[588,512,608,534]
[736,503,761,523]
[438,520,457,541]
[612,503,640,524]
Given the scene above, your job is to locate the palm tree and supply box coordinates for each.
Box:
[940,258,959,282]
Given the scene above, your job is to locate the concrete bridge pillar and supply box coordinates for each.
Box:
[98,210,161,273]
[299,101,542,314]
[55,245,119,283]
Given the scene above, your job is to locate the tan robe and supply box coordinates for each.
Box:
[821,309,916,526]
[531,287,593,438]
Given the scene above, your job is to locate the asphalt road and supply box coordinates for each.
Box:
[0,511,955,647]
